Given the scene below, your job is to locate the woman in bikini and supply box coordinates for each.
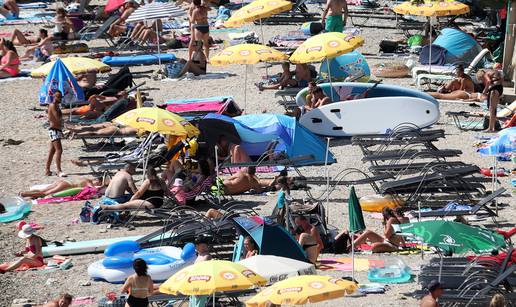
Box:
[19,177,105,199]
[0,38,20,78]
[478,69,504,132]
[189,0,210,61]
[1,225,44,273]
[352,207,405,253]
[122,259,154,307]
[294,226,319,264]
[243,236,259,259]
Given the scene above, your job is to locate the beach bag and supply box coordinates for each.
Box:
[379,40,398,53]
[80,201,94,223]
[407,35,423,47]
[166,61,185,79]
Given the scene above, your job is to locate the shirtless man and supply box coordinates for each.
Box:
[46,90,65,177]
[311,86,331,108]
[108,0,137,37]
[437,65,474,94]
[42,293,73,307]
[223,167,264,195]
[104,163,138,202]
[322,0,348,33]
[189,0,210,61]
[420,280,444,307]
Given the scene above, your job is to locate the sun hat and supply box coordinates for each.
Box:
[18,224,35,239]
[173,178,184,187]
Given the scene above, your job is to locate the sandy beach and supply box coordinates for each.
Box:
[0,1,514,306]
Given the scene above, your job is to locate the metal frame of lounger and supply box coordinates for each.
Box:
[362,148,463,162]
[275,87,302,111]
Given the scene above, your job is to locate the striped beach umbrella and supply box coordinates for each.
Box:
[125,2,186,23]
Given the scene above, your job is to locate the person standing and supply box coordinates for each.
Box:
[121,259,154,307]
[321,0,348,33]
[46,90,66,177]
[420,280,444,307]
[189,238,212,307]
[188,0,210,61]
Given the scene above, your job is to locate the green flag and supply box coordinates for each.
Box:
[399,221,506,254]
[348,186,366,234]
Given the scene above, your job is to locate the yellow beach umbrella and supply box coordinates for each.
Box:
[245,275,358,307]
[113,107,199,137]
[31,57,111,77]
[160,260,266,295]
[290,32,364,64]
[393,0,469,17]
[211,44,288,110]
[225,0,293,28]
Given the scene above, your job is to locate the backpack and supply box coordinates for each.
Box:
[80,201,94,223]
[166,61,186,79]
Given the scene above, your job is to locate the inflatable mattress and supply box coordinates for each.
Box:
[102,54,176,66]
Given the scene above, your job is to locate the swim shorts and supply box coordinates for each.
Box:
[325,15,344,33]
[48,128,63,141]
[75,105,91,115]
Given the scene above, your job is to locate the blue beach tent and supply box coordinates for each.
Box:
[38,58,84,106]
[433,28,483,66]
[203,113,336,166]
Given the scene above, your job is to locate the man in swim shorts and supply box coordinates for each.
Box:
[322,0,348,33]
[104,163,138,202]
[46,90,66,177]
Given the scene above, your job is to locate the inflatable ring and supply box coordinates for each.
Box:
[53,187,83,197]
[372,63,409,78]
[0,196,31,223]
[359,194,404,213]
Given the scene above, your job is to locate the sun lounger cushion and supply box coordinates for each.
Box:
[163,96,232,105]
[101,54,176,66]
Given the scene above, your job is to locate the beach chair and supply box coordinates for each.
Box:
[68,98,133,125]
[275,88,302,111]
[80,15,119,44]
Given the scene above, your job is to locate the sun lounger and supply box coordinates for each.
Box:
[68,98,132,125]
[368,161,468,174]
[275,88,302,111]
[362,149,462,162]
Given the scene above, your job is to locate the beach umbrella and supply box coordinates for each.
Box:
[245,275,358,307]
[210,44,288,110]
[290,32,364,100]
[160,260,266,306]
[238,255,316,284]
[105,0,126,13]
[113,107,199,137]
[38,58,85,109]
[31,57,111,77]
[224,0,293,44]
[347,186,365,282]
[393,1,470,72]
[125,2,186,70]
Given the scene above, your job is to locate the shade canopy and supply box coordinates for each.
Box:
[393,0,470,17]
[125,2,185,23]
[224,0,293,27]
[210,44,288,66]
[31,57,111,77]
[290,33,364,64]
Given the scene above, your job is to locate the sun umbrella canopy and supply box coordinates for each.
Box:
[393,0,470,17]
[210,44,288,65]
[290,33,364,64]
[114,107,199,137]
[224,0,293,27]
[399,221,506,254]
[38,58,85,107]
[245,275,358,307]
[348,186,365,234]
[31,57,111,77]
[105,0,126,13]
[478,127,516,156]
[159,260,266,295]
[125,2,186,23]
[238,255,316,284]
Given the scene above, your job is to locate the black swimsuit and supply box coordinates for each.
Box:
[141,188,164,208]
[194,24,209,34]
[127,295,148,307]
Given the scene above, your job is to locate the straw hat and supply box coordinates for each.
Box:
[18,224,35,239]
[173,178,183,187]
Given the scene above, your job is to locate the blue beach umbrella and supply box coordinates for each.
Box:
[38,58,85,107]
[320,50,370,82]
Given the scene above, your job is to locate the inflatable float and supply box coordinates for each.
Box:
[52,187,83,197]
[359,194,404,213]
[368,258,412,284]
[0,196,31,223]
[88,240,196,283]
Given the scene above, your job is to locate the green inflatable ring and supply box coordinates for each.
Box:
[52,187,83,197]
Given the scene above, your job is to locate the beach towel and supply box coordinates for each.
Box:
[163,72,231,81]
[18,2,48,9]
[35,186,99,204]
[221,165,284,174]
[0,12,51,25]
[319,258,384,272]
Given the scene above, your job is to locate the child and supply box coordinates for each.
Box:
[171,178,186,206]
[275,176,290,226]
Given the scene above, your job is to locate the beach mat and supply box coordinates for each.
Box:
[221,165,284,174]
[163,72,231,82]
[319,258,384,271]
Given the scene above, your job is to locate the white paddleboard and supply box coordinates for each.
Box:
[299,97,440,137]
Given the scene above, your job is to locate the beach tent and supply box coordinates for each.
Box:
[203,113,336,166]
[232,216,309,263]
[433,28,483,66]
[38,58,84,107]
[320,50,370,82]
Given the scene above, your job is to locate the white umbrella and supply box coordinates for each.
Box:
[238,255,316,284]
[126,2,186,69]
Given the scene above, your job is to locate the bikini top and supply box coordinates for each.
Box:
[1,53,20,66]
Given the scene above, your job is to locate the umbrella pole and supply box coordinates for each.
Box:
[428,17,432,74]
[244,65,248,113]
[213,292,215,307]
[324,137,330,225]
[156,21,162,72]
[438,250,443,282]
[326,59,335,102]
[215,145,220,203]
[493,156,498,214]
[351,231,355,282]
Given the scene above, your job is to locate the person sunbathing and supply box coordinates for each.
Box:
[42,293,73,307]
[108,0,138,38]
[311,86,331,108]
[67,123,138,138]
[216,134,251,164]
[256,62,293,91]
[130,19,163,45]
[0,225,44,273]
[19,176,105,199]
[352,207,405,253]
[100,168,169,210]
[177,41,207,77]
[62,91,127,118]
[288,64,312,88]
[294,226,319,264]
[11,29,54,61]
[0,39,20,78]
[0,0,19,19]
[222,166,264,195]
[437,65,474,94]
[294,215,324,253]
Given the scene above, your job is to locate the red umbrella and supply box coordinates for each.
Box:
[105,0,125,13]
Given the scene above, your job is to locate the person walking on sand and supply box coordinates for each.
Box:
[46,90,66,177]
[322,0,348,33]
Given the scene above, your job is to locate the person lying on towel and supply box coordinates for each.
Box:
[221,166,267,195]
[62,90,129,119]
[19,176,107,199]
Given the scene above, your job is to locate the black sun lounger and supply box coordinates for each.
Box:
[369,161,468,174]
[362,149,462,162]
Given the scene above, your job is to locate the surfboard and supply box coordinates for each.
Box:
[299,97,440,137]
[295,82,438,107]
[43,235,143,257]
